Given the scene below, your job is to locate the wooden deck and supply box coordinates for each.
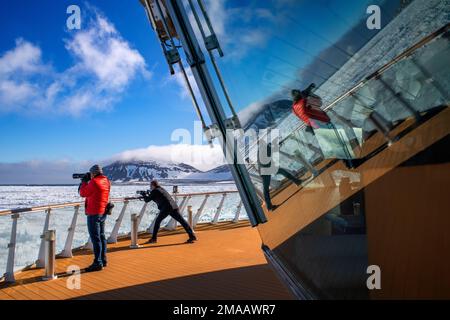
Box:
[0,221,293,300]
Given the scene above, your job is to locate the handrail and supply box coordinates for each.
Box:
[0,190,239,216]
[0,188,244,283]
[322,24,449,112]
[247,23,450,152]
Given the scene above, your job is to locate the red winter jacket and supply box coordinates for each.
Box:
[79,175,111,215]
[292,98,330,129]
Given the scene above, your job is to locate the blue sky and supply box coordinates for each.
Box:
[0,0,204,163]
[0,0,396,181]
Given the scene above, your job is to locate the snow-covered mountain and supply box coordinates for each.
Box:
[103,160,234,182]
[240,99,292,132]
[185,165,233,181]
[103,160,202,182]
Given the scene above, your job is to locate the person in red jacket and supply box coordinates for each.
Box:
[291,83,331,130]
[292,84,361,169]
[79,164,111,272]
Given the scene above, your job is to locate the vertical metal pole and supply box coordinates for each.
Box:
[4,213,19,283]
[354,202,361,216]
[42,230,57,281]
[352,94,394,145]
[293,131,319,176]
[233,201,243,223]
[212,193,227,224]
[36,209,51,268]
[163,0,267,226]
[136,202,148,230]
[84,237,93,251]
[187,0,239,122]
[378,76,421,122]
[165,195,189,231]
[130,214,141,249]
[187,205,193,230]
[107,200,129,244]
[60,206,80,258]
[193,194,209,227]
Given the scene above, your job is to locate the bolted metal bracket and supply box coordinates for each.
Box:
[224,115,241,130]
[205,35,223,56]
[165,48,181,65]
[204,123,220,143]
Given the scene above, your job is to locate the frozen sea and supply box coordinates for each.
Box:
[0,183,243,275]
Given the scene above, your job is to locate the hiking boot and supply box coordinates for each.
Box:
[85,264,103,272]
[186,236,197,244]
[145,238,157,244]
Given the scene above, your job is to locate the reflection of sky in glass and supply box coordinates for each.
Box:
[207,0,394,113]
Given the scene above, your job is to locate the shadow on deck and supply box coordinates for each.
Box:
[0,221,293,300]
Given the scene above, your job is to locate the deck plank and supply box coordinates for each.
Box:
[0,222,293,300]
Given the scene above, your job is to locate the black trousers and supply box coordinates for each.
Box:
[151,209,195,240]
[262,168,301,210]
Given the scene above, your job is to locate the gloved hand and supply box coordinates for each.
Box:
[302,83,316,96]
[81,172,91,184]
[140,191,150,203]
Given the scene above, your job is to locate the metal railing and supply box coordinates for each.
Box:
[241,23,450,195]
[244,23,450,158]
[0,190,245,283]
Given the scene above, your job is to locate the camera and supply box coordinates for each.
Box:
[72,173,90,180]
[136,190,149,196]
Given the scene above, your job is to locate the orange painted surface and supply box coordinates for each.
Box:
[0,222,293,300]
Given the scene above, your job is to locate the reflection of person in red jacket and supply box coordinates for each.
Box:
[292,84,360,169]
[79,165,111,272]
[291,83,330,130]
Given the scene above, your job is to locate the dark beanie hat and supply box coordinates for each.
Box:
[89,164,103,176]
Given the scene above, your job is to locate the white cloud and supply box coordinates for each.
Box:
[0,143,226,184]
[0,38,47,75]
[66,16,149,91]
[0,39,47,111]
[0,11,150,116]
[109,143,225,171]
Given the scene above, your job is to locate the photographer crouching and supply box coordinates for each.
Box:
[77,165,111,272]
[139,180,197,244]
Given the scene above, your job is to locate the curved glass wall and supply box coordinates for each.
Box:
[175,0,450,299]
[182,0,449,202]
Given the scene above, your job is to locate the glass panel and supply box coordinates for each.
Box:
[191,0,449,205]
[244,30,450,201]
[183,0,449,298]
[274,187,368,299]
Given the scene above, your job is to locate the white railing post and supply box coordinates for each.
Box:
[36,209,52,268]
[165,195,189,231]
[233,201,243,223]
[84,237,93,251]
[136,202,148,230]
[193,194,209,227]
[212,193,227,224]
[107,200,129,244]
[42,230,57,281]
[187,205,193,230]
[60,205,80,258]
[4,213,19,283]
[130,214,141,249]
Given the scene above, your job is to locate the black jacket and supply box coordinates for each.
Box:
[143,186,178,212]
